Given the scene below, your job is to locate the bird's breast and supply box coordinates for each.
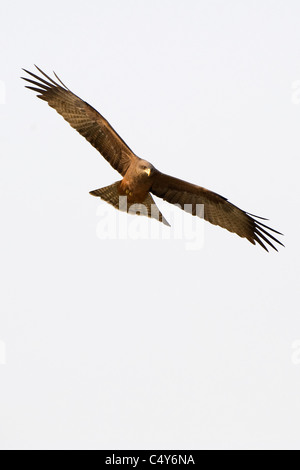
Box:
[119,178,149,203]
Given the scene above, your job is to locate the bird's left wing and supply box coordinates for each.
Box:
[21,66,137,176]
[151,171,284,251]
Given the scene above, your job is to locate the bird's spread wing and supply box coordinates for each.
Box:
[151,172,284,251]
[21,66,137,176]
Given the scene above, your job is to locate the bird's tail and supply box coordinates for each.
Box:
[89,181,170,226]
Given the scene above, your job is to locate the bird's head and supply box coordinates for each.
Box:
[137,159,156,179]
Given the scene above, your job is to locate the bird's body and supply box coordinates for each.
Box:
[22,66,284,251]
[118,160,156,203]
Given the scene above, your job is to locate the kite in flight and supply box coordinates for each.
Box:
[22,66,284,251]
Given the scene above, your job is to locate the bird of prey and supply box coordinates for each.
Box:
[22,66,283,252]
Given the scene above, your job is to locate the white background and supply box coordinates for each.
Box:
[1,0,300,450]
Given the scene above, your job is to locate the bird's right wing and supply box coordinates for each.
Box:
[151,171,284,251]
[21,66,137,176]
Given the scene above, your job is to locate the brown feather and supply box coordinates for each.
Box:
[21,66,137,176]
[89,181,170,226]
[151,172,284,251]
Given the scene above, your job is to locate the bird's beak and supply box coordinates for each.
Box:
[144,168,151,176]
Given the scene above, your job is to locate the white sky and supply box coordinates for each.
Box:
[1,0,300,450]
